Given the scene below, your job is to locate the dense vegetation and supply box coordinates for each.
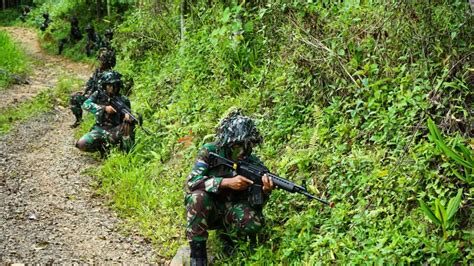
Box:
[4,0,473,264]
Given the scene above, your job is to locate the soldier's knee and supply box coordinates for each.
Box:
[226,207,264,235]
[75,138,88,151]
[185,191,212,212]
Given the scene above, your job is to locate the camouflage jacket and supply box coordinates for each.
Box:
[82,91,130,129]
[187,142,270,204]
[84,69,102,96]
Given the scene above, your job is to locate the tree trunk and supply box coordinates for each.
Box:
[180,0,186,41]
[106,0,110,17]
[2,0,6,10]
[96,0,101,18]
[470,0,474,14]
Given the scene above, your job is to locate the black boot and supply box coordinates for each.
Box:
[190,240,207,266]
[219,233,235,257]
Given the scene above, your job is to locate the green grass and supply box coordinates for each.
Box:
[0,76,83,133]
[0,30,30,89]
[23,0,474,264]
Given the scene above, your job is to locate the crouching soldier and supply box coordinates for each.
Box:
[85,24,101,56]
[75,70,134,154]
[69,48,116,127]
[185,109,275,265]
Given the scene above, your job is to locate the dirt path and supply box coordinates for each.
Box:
[0,27,92,109]
[0,27,158,264]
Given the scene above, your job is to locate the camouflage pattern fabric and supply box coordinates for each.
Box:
[76,90,134,152]
[185,142,268,241]
[69,69,103,121]
[76,124,132,152]
[69,92,87,121]
[185,191,264,242]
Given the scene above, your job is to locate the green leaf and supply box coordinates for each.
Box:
[419,199,441,226]
[435,199,447,226]
[447,189,463,221]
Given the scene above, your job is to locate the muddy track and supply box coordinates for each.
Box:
[0,27,157,264]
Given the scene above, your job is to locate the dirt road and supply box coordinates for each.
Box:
[0,27,157,264]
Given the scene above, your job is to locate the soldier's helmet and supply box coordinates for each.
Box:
[105,28,114,39]
[85,23,94,32]
[215,108,263,150]
[99,70,123,91]
[71,16,79,25]
[97,48,116,69]
[42,12,49,19]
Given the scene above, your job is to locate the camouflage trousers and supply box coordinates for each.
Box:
[76,124,134,153]
[70,92,87,121]
[185,190,265,242]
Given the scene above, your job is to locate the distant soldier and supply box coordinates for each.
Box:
[185,109,275,265]
[85,23,101,57]
[69,48,116,128]
[39,12,51,31]
[101,28,114,49]
[58,16,83,55]
[19,6,31,22]
[76,70,134,154]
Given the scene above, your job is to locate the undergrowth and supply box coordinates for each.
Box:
[0,30,30,89]
[27,0,474,264]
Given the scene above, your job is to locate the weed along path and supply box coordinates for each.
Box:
[0,27,157,263]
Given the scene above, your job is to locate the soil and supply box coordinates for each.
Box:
[0,27,159,264]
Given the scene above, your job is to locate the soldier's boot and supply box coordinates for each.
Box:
[219,233,235,257]
[70,111,83,128]
[190,240,207,266]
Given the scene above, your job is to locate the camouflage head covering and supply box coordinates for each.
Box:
[97,48,116,69]
[215,108,263,148]
[85,23,94,32]
[99,70,123,91]
[105,28,114,39]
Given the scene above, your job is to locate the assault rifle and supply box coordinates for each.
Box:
[98,90,154,135]
[209,152,334,208]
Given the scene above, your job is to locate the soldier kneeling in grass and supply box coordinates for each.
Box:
[185,109,275,266]
[75,70,134,155]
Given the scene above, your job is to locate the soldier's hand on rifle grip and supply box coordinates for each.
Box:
[123,113,131,122]
[105,105,116,114]
[262,174,274,194]
[221,175,253,191]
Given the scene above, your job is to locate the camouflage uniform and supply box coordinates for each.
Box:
[76,71,134,153]
[101,28,114,50]
[186,142,268,242]
[69,48,116,127]
[185,109,268,265]
[85,24,102,57]
[39,12,51,31]
[58,17,82,55]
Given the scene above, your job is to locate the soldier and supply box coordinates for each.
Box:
[101,28,114,49]
[58,16,83,55]
[185,109,275,266]
[20,6,31,22]
[75,70,134,154]
[85,23,101,56]
[39,12,51,31]
[69,48,116,128]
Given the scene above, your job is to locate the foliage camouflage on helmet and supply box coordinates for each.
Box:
[215,108,263,148]
[98,48,116,69]
[99,70,123,90]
